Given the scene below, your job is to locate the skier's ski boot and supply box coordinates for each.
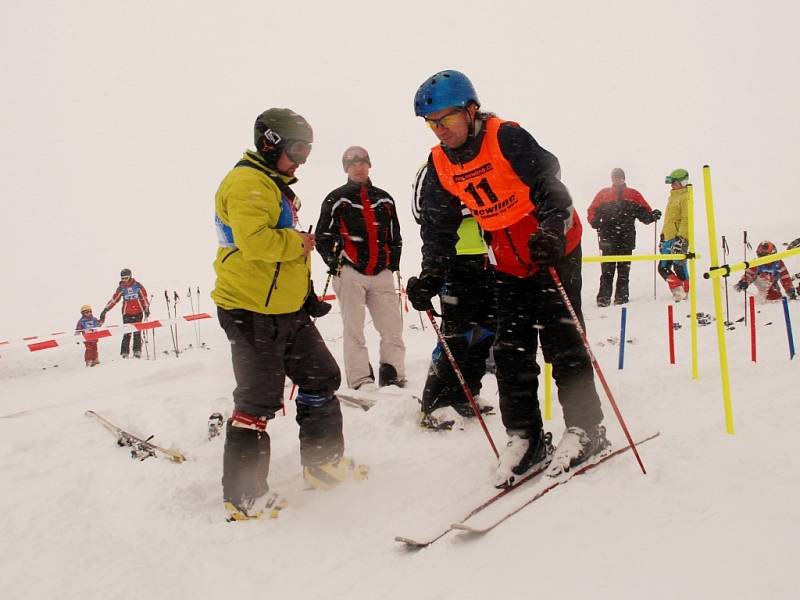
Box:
[378,363,407,388]
[303,456,369,490]
[208,412,224,440]
[494,430,553,489]
[546,425,611,477]
[225,491,287,522]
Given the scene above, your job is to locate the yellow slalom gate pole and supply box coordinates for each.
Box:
[583,253,696,263]
[543,362,552,420]
[703,165,735,434]
[688,185,699,380]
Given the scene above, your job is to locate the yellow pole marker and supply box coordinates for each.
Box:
[543,362,552,420]
[703,165,735,434]
[583,253,698,263]
[688,185,699,380]
[704,247,800,278]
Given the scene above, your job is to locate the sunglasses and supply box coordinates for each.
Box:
[424,109,465,130]
[284,139,312,165]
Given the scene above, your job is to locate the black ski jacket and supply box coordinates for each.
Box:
[316,179,402,276]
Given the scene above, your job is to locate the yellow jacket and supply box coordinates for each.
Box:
[212,152,310,314]
[661,186,689,240]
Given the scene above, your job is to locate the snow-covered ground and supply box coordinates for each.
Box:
[2,274,798,599]
[3,1,799,598]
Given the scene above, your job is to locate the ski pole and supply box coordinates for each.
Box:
[173,291,180,356]
[165,290,177,357]
[653,223,657,300]
[425,309,499,458]
[743,231,751,325]
[547,266,647,475]
[188,286,200,347]
[196,286,204,348]
[395,272,404,325]
[722,236,731,326]
[150,294,156,360]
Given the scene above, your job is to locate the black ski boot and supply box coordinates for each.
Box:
[378,363,406,388]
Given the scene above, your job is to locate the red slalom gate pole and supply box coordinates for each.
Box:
[668,305,676,364]
[548,267,647,475]
[750,295,757,362]
[426,310,499,458]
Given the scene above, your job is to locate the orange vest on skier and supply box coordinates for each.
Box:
[431,117,582,277]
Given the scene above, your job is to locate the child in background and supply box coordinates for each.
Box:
[734,241,797,302]
[75,304,103,366]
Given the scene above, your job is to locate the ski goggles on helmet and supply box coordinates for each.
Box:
[284,139,312,165]
[424,108,465,130]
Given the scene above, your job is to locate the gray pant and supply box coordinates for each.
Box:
[333,265,405,388]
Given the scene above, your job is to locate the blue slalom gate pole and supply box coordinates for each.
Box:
[618,306,628,370]
[782,297,795,359]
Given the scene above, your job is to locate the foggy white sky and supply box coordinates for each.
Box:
[2,0,798,339]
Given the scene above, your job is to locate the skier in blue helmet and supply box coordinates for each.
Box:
[407,69,607,487]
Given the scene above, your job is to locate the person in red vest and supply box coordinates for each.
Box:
[315,146,406,391]
[100,268,150,358]
[407,70,607,487]
[587,168,660,306]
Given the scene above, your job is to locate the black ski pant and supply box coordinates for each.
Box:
[421,255,496,414]
[493,248,604,437]
[598,245,633,305]
[121,313,143,356]
[218,307,343,467]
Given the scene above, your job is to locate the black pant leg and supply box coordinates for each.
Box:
[217,308,287,419]
[493,274,542,435]
[539,251,604,432]
[614,260,632,302]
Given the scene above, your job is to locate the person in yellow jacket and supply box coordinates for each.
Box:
[657,168,690,301]
[212,108,357,521]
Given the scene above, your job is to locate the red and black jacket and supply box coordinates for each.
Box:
[103,278,149,317]
[587,185,656,252]
[316,179,402,276]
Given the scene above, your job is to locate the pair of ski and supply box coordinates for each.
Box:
[395,432,659,548]
[85,410,186,463]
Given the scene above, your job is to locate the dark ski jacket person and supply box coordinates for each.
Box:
[212,108,361,521]
[587,168,660,306]
[658,169,690,301]
[100,269,149,358]
[406,70,607,487]
[734,240,797,302]
[315,146,406,390]
[412,162,495,429]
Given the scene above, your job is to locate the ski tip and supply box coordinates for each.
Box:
[450,523,480,534]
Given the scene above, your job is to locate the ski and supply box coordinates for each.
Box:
[85,410,186,463]
[337,389,416,411]
[450,432,660,536]
[394,460,551,549]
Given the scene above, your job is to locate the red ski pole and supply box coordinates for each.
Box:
[547,267,647,475]
[426,310,499,458]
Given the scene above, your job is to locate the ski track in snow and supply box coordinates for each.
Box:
[1,276,798,600]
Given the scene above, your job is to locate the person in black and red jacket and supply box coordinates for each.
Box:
[315,146,406,391]
[100,268,150,358]
[587,168,660,306]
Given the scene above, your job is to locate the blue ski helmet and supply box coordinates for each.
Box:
[414,70,480,117]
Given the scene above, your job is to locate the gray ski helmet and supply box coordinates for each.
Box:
[611,168,625,181]
[254,108,313,150]
[120,268,132,278]
[342,146,371,172]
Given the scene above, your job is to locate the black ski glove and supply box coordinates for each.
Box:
[406,274,443,313]
[527,230,565,265]
[304,281,332,318]
[734,281,748,292]
[651,209,662,221]
[788,288,798,301]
